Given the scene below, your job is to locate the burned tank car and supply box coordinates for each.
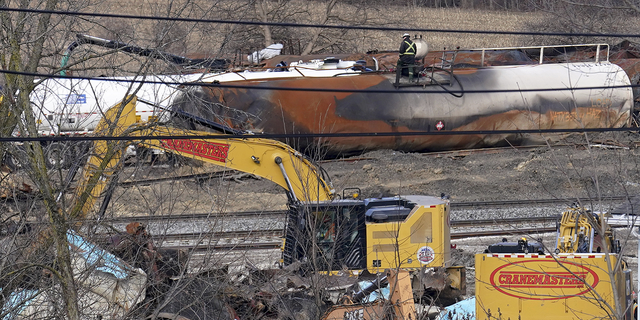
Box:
[170,61,633,157]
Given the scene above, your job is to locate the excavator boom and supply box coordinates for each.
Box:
[73,96,334,221]
[135,126,334,202]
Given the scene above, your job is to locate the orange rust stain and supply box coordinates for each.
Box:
[268,75,389,132]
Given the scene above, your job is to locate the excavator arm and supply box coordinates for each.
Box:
[73,96,335,220]
[133,126,334,203]
[555,207,618,254]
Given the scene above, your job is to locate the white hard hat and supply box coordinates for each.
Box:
[402,33,410,37]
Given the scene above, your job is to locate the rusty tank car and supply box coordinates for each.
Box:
[170,43,633,157]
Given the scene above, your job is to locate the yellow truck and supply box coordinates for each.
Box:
[475,208,634,320]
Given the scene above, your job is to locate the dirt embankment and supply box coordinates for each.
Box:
[113,132,640,215]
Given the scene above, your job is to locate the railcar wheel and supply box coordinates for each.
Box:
[44,142,71,169]
[4,151,23,171]
[4,144,29,171]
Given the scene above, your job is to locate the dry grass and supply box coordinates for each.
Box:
[8,0,640,78]
[51,0,640,77]
[76,1,549,57]
[408,8,546,49]
[357,7,548,52]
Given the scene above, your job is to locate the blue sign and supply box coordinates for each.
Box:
[64,94,86,104]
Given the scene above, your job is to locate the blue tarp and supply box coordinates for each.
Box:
[436,297,476,320]
[1,289,40,320]
[2,230,139,319]
[66,229,133,279]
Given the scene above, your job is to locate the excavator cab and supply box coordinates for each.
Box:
[283,195,453,275]
[283,200,368,272]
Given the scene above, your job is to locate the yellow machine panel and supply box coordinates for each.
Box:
[475,253,630,320]
[321,270,416,320]
[366,199,450,273]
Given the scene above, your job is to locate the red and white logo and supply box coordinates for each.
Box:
[161,139,230,163]
[435,121,445,131]
[417,246,435,264]
[489,260,599,300]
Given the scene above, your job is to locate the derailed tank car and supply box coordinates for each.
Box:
[172,43,633,156]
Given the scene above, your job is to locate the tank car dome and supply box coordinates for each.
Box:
[413,38,429,60]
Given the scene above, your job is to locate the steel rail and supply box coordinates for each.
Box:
[156,225,608,251]
[156,226,556,245]
[149,218,637,251]
[102,214,561,227]
[451,227,557,239]
[101,210,285,224]
[151,229,282,241]
[156,229,553,252]
[157,228,554,252]
[451,216,559,227]
[163,242,282,252]
[99,197,629,226]
[450,196,629,208]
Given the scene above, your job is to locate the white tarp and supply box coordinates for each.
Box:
[247,43,283,63]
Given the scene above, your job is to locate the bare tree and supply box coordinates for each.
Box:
[0,0,86,318]
[521,0,638,45]
[0,1,228,319]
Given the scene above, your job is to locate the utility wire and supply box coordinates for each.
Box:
[1,6,640,38]
[5,127,640,143]
[0,68,637,94]
[0,9,636,141]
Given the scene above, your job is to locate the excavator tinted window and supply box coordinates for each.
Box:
[283,202,367,271]
[311,204,366,271]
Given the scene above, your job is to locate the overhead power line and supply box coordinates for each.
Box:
[0,69,637,95]
[1,7,640,38]
[4,127,640,143]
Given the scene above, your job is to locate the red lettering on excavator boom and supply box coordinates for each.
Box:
[161,139,230,163]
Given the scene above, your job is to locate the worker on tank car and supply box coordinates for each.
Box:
[397,33,416,83]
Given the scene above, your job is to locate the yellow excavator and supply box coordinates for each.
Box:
[3,91,464,319]
[320,269,417,320]
[64,96,465,318]
[555,206,621,254]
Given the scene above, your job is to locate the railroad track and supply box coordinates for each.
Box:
[451,216,559,227]
[450,196,629,208]
[102,195,633,225]
[153,229,557,252]
[150,229,282,242]
[134,217,557,252]
[163,242,281,252]
[450,227,557,239]
[136,214,638,252]
[102,210,284,224]
[148,224,558,244]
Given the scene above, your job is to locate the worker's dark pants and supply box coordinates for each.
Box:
[396,59,415,84]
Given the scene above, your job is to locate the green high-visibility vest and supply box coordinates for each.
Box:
[402,41,416,55]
